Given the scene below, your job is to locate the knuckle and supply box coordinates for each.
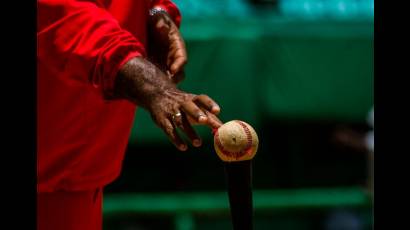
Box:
[193,107,203,115]
[165,126,174,135]
[188,93,196,98]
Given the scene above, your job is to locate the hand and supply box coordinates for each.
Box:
[115,57,222,151]
[148,91,222,151]
[148,10,187,84]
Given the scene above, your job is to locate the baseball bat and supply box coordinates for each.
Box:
[224,160,253,230]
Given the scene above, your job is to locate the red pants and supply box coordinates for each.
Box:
[37,188,103,230]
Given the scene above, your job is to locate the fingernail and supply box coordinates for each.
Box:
[212,106,220,113]
[198,115,207,123]
[193,139,202,147]
[179,144,187,151]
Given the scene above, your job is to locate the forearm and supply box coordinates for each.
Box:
[114,58,222,150]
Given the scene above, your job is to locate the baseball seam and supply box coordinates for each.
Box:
[215,121,253,160]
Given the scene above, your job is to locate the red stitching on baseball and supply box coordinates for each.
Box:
[236,120,252,155]
[214,130,233,158]
[215,121,253,160]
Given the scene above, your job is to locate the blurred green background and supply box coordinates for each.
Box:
[104,0,374,229]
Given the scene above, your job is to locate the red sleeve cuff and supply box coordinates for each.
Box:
[93,46,144,99]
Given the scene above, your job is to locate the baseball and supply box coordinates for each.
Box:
[213,120,259,162]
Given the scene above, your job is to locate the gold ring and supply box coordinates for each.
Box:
[172,112,182,121]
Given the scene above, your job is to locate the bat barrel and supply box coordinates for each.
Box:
[225,160,253,230]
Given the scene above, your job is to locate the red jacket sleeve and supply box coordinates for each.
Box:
[37,0,146,97]
[151,0,182,27]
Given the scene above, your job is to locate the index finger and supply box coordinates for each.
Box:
[194,94,220,115]
[186,109,223,129]
[204,110,223,129]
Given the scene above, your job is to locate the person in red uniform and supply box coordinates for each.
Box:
[37,0,222,229]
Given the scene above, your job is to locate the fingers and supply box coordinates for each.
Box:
[194,95,221,115]
[170,108,202,147]
[186,109,223,129]
[149,91,222,150]
[167,33,187,75]
[161,108,202,149]
[153,17,187,77]
[157,116,187,151]
[153,17,171,44]
[203,111,223,129]
[155,18,170,35]
[154,15,188,75]
[180,113,202,147]
[170,52,187,75]
[171,110,183,128]
[180,101,208,124]
[179,95,222,129]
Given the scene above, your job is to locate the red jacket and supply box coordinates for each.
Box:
[37,0,181,192]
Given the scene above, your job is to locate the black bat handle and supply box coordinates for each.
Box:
[225,160,253,230]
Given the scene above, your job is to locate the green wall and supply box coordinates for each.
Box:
[130,19,373,144]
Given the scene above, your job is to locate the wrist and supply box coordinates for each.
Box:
[115,57,175,108]
[149,7,173,28]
